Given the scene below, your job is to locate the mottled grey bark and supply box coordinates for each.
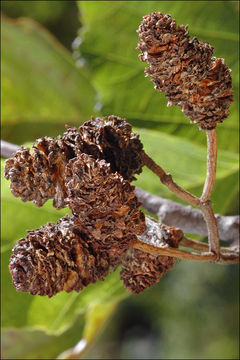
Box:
[135,187,239,244]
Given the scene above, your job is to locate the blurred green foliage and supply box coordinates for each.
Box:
[1,15,96,144]
[1,1,80,49]
[1,1,239,359]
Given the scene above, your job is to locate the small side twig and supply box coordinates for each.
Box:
[142,151,200,207]
[135,216,239,265]
[180,236,209,252]
[135,239,239,264]
[134,240,217,262]
[181,237,239,261]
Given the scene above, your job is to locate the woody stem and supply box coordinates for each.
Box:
[200,129,220,255]
[141,151,200,207]
[134,238,239,264]
[201,129,217,201]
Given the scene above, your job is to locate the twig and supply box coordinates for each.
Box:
[1,140,20,158]
[181,236,239,260]
[199,129,220,255]
[136,216,239,264]
[134,241,217,262]
[180,236,209,252]
[134,240,239,264]
[135,187,239,243]
[199,200,220,255]
[201,129,217,202]
[142,151,200,207]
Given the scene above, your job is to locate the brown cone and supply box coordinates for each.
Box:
[65,153,146,261]
[63,115,144,180]
[120,248,176,294]
[4,137,73,209]
[137,12,233,129]
[9,215,111,297]
[120,222,182,294]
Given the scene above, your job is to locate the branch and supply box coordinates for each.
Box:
[135,187,239,243]
[1,140,20,158]
[181,236,240,258]
[135,216,239,264]
[200,200,220,255]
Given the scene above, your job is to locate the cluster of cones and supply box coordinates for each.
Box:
[5,116,180,297]
[6,12,232,297]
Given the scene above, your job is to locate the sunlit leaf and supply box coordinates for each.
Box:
[1,15,96,134]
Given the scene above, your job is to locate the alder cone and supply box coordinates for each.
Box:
[4,137,73,209]
[65,153,146,260]
[137,12,233,129]
[120,248,176,294]
[9,215,110,297]
[63,115,144,181]
[120,223,182,294]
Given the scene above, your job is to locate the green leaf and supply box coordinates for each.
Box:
[2,302,117,360]
[1,318,85,360]
[26,269,126,335]
[1,15,96,129]
[77,1,239,152]
[57,302,117,359]
[1,249,34,328]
